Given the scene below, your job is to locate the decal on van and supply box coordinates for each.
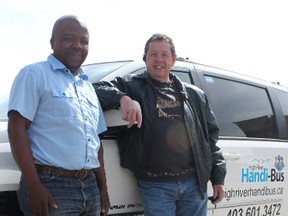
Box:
[241,155,285,183]
[274,154,284,171]
[224,155,285,202]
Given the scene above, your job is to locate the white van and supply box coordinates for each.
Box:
[0,59,287,216]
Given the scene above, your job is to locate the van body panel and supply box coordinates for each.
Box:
[1,59,287,215]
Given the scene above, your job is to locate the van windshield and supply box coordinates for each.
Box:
[82,60,132,84]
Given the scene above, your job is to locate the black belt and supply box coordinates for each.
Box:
[35,164,97,180]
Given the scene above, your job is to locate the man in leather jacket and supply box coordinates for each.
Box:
[94,33,226,216]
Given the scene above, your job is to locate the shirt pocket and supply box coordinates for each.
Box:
[51,89,78,117]
[84,92,99,122]
[86,93,98,108]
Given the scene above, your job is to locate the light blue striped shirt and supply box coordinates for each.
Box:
[8,54,107,169]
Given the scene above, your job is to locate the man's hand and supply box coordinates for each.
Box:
[211,184,225,205]
[28,182,58,216]
[100,189,110,216]
[119,95,142,128]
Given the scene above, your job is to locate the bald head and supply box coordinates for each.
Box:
[51,15,88,41]
[50,15,89,75]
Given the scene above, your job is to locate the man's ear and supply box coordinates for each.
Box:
[172,54,177,65]
[50,38,54,50]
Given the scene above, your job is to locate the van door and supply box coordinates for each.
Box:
[102,108,144,215]
[199,74,288,216]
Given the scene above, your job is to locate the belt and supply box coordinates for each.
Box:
[35,164,97,180]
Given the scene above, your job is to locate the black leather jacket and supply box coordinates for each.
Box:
[94,71,226,195]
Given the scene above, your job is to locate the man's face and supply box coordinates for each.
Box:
[50,20,89,74]
[145,40,176,82]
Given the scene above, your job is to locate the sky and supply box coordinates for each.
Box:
[1,0,287,97]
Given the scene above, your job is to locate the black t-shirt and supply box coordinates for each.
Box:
[140,77,196,181]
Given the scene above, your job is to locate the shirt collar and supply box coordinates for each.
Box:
[47,54,89,81]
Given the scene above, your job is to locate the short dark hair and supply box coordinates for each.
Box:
[51,15,86,41]
[143,33,176,61]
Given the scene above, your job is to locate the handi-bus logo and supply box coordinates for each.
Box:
[274,154,284,171]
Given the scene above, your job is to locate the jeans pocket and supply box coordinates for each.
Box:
[38,172,55,182]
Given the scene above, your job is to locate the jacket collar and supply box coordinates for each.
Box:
[138,70,185,90]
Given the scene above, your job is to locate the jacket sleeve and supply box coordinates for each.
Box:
[186,83,227,186]
[203,94,227,186]
[93,77,127,111]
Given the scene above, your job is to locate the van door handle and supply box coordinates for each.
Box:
[223,153,241,161]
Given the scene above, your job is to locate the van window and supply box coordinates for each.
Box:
[172,71,193,84]
[274,88,288,133]
[203,75,277,138]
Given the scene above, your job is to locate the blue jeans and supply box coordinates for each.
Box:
[137,177,207,216]
[17,173,100,216]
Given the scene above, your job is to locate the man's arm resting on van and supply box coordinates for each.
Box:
[119,95,142,128]
[94,82,142,128]
[7,110,57,216]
